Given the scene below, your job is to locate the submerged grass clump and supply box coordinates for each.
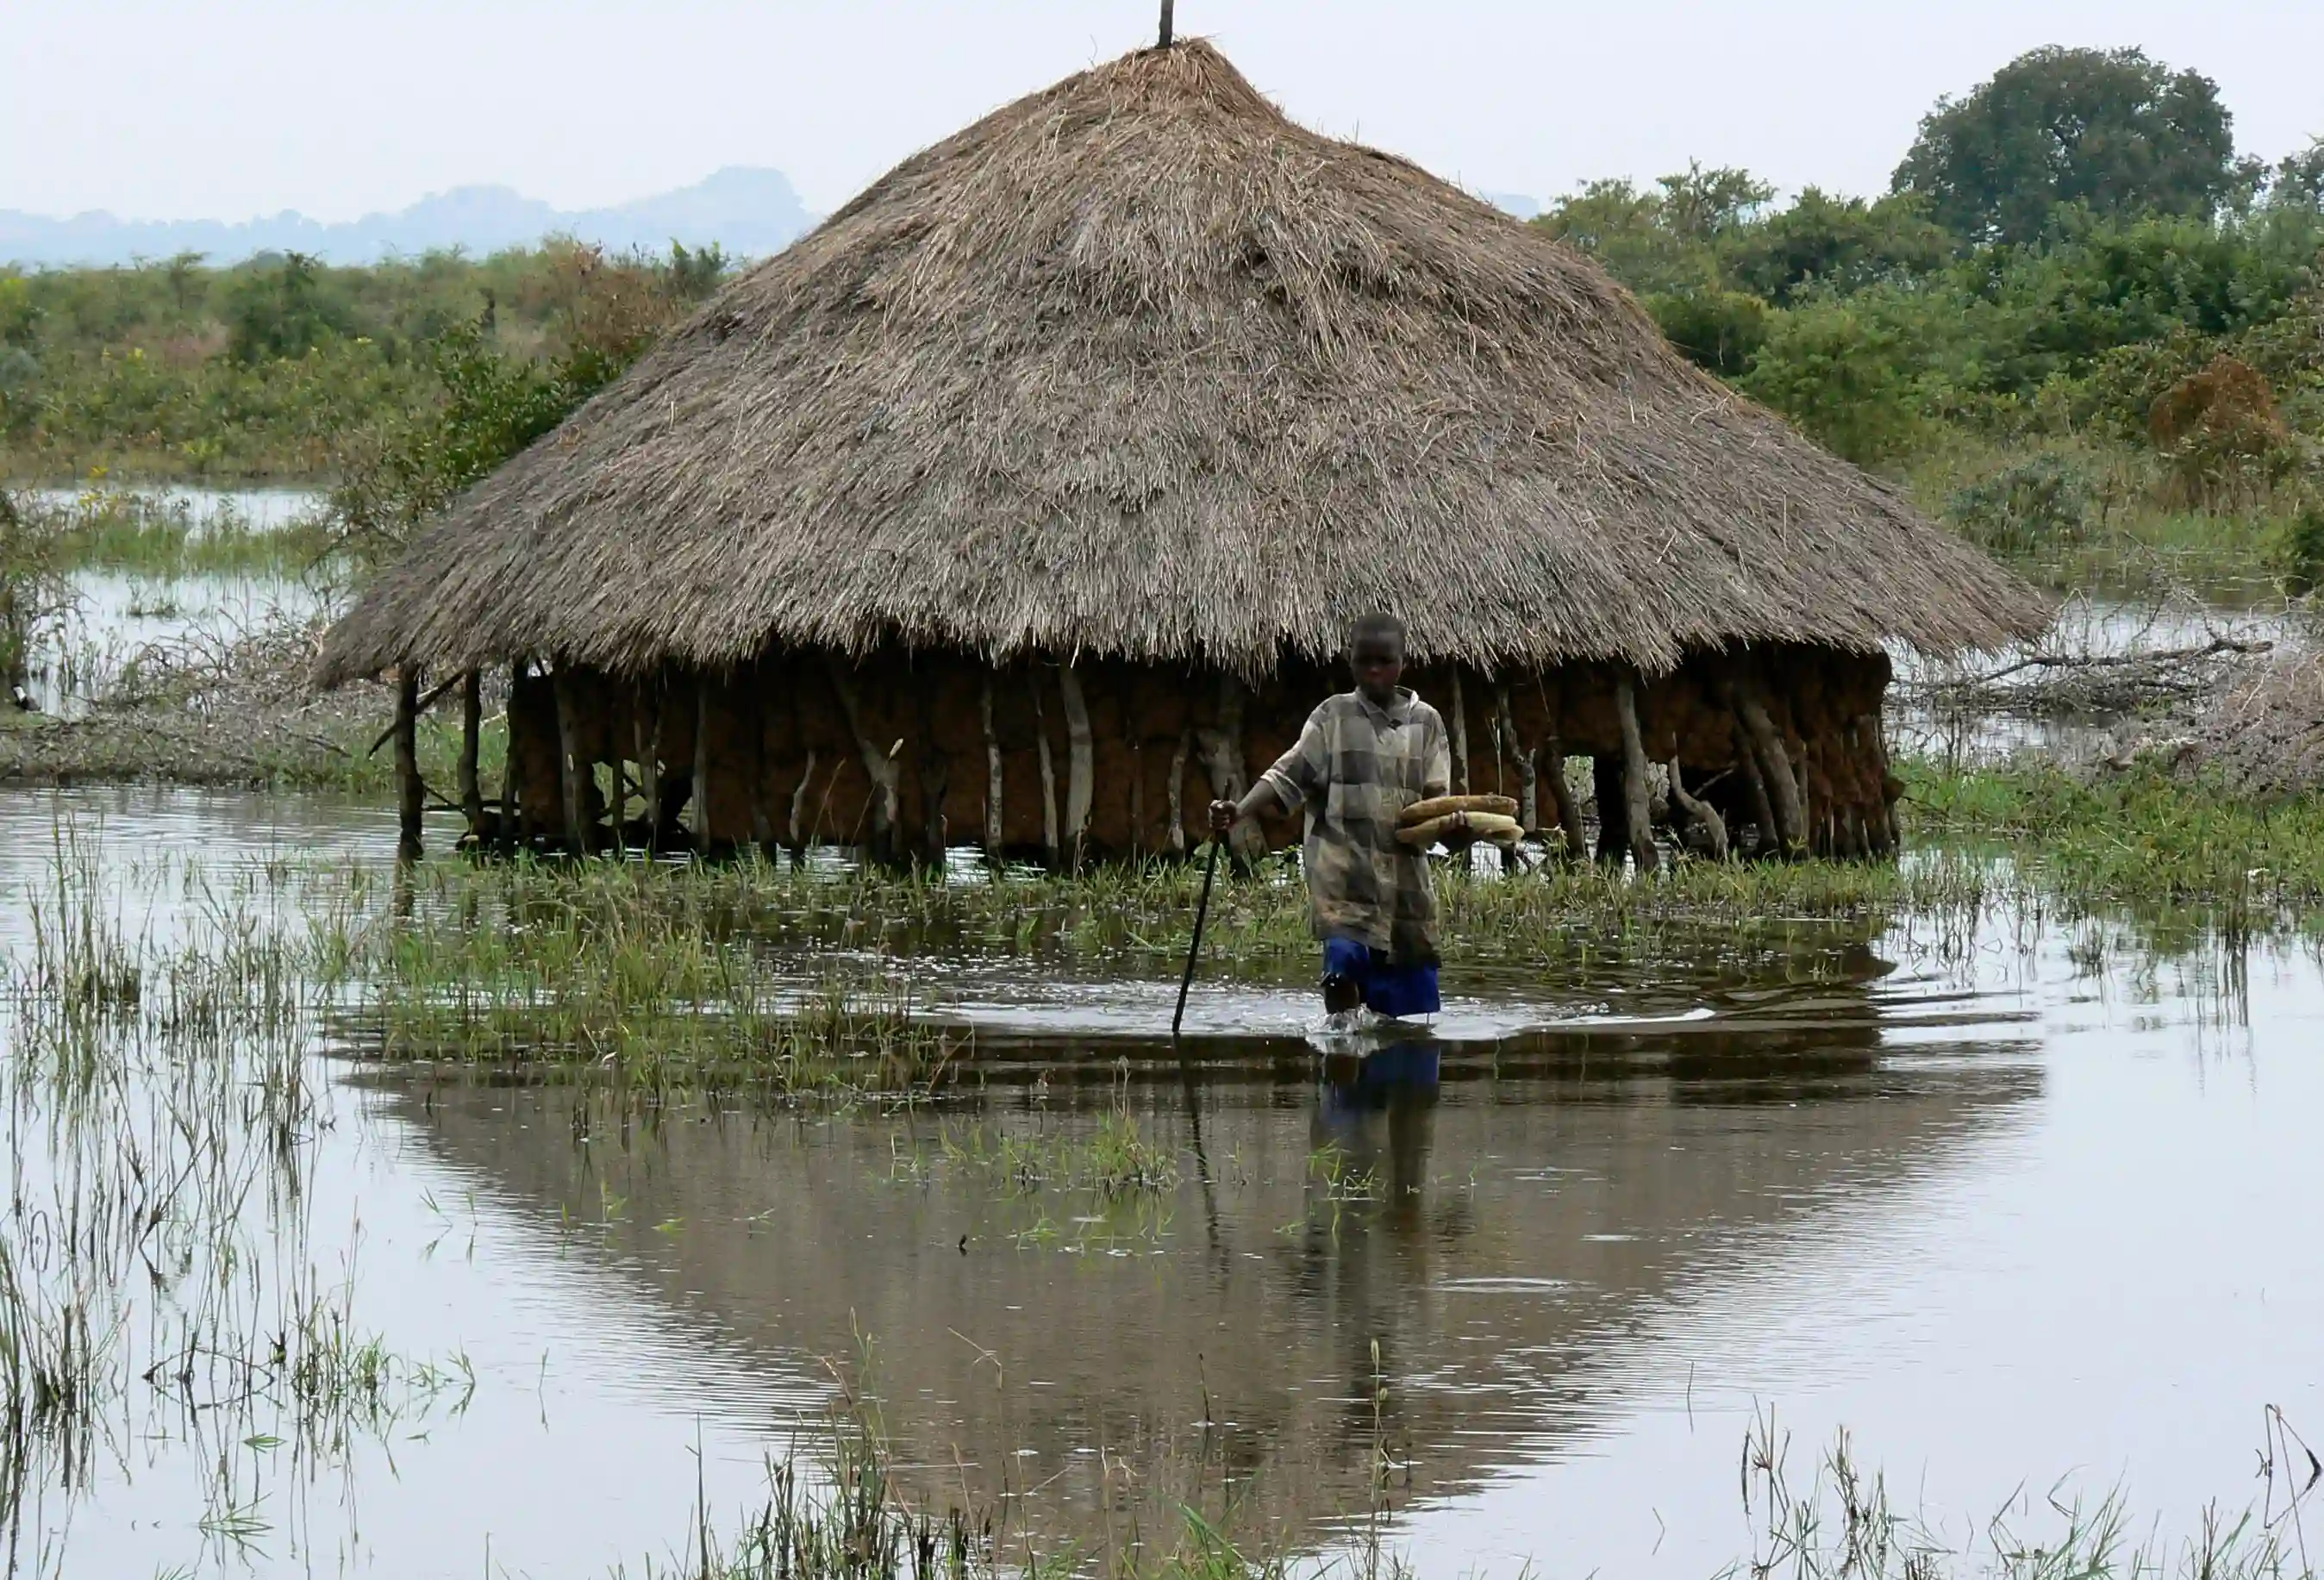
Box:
[939,1108,1182,1199]
[1900,757,2324,933]
[365,860,964,1093]
[23,485,340,578]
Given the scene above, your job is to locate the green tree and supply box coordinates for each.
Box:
[225,253,351,363]
[0,276,40,349]
[1644,290,1768,376]
[1721,190,1954,304]
[1893,47,2240,244]
[1534,166,1782,375]
[163,250,208,322]
[661,240,732,302]
[1533,178,1717,296]
[1652,163,1774,240]
[2266,138,2324,212]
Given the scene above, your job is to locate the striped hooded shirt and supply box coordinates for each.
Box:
[1258,686,1452,964]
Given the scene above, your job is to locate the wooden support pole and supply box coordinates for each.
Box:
[1057,662,1093,870]
[978,674,1003,860]
[1542,742,1587,860]
[394,667,422,860]
[828,661,900,861]
[1448,669,1471,795]
[789,749,818,852]
[1665,755,1730,861]
[1496,684,1536,834]
[501,663,525,846]
[746,672,774,857]
[368,671,461,758]
[1167,728,1191,856]
[1728,715,1780,858]
[457,670,484,846]
[602,683,627,859]
[693,675,714,851]
[1129,737,1146,859]
[1031,680,1059,869]
[1614,672,1659,872]
[553,669,587,855]
[1727,674,1805,857]
[915,724,949,866]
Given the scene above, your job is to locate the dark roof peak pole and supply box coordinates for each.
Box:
[1158,0,1174,47]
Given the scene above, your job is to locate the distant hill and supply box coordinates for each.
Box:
[0,166,815,268]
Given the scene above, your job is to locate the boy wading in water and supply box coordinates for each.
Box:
[1211,613,1465,1019]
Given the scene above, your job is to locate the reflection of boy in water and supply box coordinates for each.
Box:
[1315,1044,1442,1231]
[1210,613,1462,1018]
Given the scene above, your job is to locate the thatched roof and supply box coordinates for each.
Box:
[317,39,2046,689]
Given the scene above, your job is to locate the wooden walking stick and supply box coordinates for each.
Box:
[1171,834,1222,1038]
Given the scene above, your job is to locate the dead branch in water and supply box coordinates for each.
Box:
[1902,635,2275,719]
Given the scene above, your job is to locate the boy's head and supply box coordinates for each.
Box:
[1348,612,1407,703]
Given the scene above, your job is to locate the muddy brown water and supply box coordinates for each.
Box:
[1,786,2319,1578]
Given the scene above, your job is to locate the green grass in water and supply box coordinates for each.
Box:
[30,486,342,578]
[1901,759,2324,913]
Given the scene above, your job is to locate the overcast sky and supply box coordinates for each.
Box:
[9,0,2322,222]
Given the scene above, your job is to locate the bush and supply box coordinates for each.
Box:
[1945,452,2096,554]
[1740,290,1934,462]
[0,490,71,692]
[1646,289,1769,376]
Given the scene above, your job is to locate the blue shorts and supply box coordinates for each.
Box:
[1322,936,1441,1019]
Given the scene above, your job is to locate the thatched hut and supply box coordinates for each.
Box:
[318,38,2046,865]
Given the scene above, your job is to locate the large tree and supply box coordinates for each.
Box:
[1892,47,2239,244]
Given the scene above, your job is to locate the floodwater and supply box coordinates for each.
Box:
[0,786,2320,1579]
[21,484,324,533]
[16,481,334,715]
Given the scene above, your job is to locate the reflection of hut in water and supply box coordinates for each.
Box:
[316,38,2045,866]
[392,984,2036,1557]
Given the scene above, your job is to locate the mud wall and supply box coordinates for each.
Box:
[497,644,1898,864]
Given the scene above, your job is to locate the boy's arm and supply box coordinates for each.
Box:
[1212,779,1284,832]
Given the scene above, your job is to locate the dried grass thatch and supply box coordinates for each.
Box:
[317,38,2047,690]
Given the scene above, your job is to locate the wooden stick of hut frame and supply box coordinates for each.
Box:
[369,671,463,757]
[694,677,714,851]
[1447,670,1470,795]
[555,669,587,854]
[501,662,524,846]
[393,667,422,859]
[457,670,485,845]
[1058,663,1094,871]
[1612,671,1659,872]
[1726,672,1807,857]
[978,677,1003,862]
[1665,753,1730,861]
[1495,684,1538,837]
